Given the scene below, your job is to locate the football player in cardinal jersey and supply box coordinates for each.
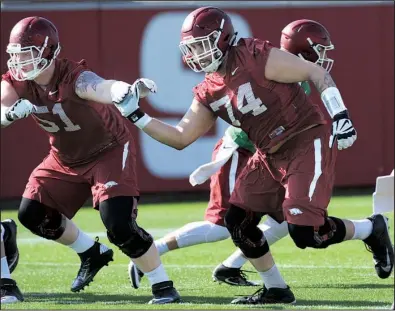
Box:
[116,7,393,304]
[1,16,180,304]
[127,19,333,290]
[211,19,337,285]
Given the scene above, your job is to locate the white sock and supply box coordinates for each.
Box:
[68,230,95,253]
[145,263,169,286]
[155,239,169,255]
[258,218,289,245]
[1,257,12,279]
[258,264,287,289]
[174,221,230,247]
[351,219,373,240]
[222,249,248,269]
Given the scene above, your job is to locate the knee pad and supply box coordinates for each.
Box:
[288,216,346,249]
[107,226,153,259]
[18,198,66,240]
[174,221,230,248]
[99,196,153,259]
[224,205,269,259]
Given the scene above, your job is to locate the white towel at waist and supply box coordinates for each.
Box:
[189,134,238,186]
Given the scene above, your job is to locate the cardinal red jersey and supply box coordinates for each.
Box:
[2,58,131,165]
[193,38,327,153]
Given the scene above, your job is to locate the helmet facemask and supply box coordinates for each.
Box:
[6,36,61,81]
[179,19,226,73]
[302,37,335,72]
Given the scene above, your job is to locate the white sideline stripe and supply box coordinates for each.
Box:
[17,262,376,270]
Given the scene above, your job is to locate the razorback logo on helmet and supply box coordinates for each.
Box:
[6,16,61,81]
[179,7,237,73]
[280,19,335,72]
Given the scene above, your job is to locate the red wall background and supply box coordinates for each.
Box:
[1,3,394,199]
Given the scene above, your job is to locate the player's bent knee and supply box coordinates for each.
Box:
[288,216,346,249]
[287,224,314,249]
[18,198,66,240]
[107,228,153,259]
[225,205,268,258]
[99,196,153,259]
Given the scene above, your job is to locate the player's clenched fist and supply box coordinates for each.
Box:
[111,78,157,106]
[329,111,357,150]
[1,99,34,126]
[112,78,156,129]
[110,81,135,105]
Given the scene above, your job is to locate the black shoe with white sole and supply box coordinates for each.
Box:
[1,278,24,304]
[212,264,260,286]
[363,214,394,279]
[148,281,181,304]
[71,237,114,292]
[128,261,144,289]
[231,285,296,305]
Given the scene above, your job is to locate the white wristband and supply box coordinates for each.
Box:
[1,107,13,127]
[320,87,347,118]
[134,114,152,129]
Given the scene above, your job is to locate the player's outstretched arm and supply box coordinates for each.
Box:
[142,99,216,150]
[75,71,118,104]
[1,81,34,128]
[75,72,156,104]
[264,47,357,150]
[115,87,216,150]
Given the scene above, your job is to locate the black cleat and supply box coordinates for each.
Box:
[1,278,24,304]
[2,219,19,273]
[212,264,260,286]
[363,214,394,279]
[128,261,144,289]
[231,285,296,305]
[71,237,114,292]
[148,281,181,304]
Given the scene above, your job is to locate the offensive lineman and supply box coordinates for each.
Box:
[1,16,180,304]
[116,7,393,304]
[128,19,334,292]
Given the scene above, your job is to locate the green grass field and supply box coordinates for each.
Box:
[1,195,394,309]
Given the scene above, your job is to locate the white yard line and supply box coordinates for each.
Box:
[18,261,377,270]
[16,229,394,271]
[17,228,178,244]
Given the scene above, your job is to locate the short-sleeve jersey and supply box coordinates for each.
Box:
[2,58,131,166]
[193,38,326,152]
